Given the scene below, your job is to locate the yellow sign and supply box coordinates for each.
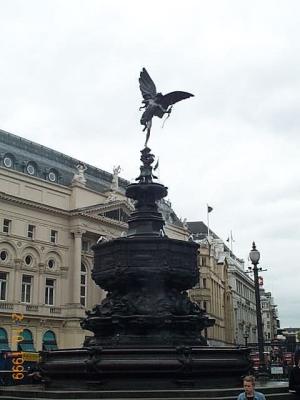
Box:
[21,352,40,362]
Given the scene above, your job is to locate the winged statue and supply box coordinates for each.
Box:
[139,68,194,147]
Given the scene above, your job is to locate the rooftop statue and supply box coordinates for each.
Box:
[111,165,121,191]
[72,162,87,185]
[139,68,194,147]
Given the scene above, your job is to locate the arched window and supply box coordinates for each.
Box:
[3,153,15,169]
[17,328,35,352]
[25,161,37,176]
[80,263,87,307]
[42,330,58,350]
[0,328,10,351]
[47,169,58,183]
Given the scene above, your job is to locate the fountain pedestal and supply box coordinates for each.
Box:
[40,147,250,390]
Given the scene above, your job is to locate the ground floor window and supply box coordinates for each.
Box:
[17,328,36,352]
[42,330,58,350]
[0,328,10,351]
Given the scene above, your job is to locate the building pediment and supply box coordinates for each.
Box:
[72,199,134,224]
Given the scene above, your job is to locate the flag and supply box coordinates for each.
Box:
[226,237,230,242]
[207,205,213,213]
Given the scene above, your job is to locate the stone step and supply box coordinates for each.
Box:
[0,395,295,400]
[0,383,293,400]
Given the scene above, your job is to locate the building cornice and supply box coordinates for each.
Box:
[0,191,128,230]
[0,191,69,216]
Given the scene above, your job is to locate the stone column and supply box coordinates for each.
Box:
[71,230,85,305]
[12,259,22,303]
[37,263,45,305]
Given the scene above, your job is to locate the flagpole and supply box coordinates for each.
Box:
[207,205,210,237]
[230,230,233,252]
[207,205,213,237]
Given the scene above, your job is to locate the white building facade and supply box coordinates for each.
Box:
[0,129,187,351]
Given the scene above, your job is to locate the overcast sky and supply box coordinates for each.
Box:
[0,0,299,328]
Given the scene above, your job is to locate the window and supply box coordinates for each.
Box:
[3,155,13,168]
[48,170,57,182]
[24,255,33,266]
[0,251,7,262]
[2,219,11,234]
[50,230,58,244]
[26,162,36,176]
[17,329,35,352]
[45,278,55,305]
[203,301,207,312]
[27,225,35,239]
[103,208,129,223]
[202,278,207,289]
[82,240,89,252]
[0,272,7,301]
[80,263,87,307]
[21,275,32,303]
[47,259,55,269]
[236,281,243,295]
[42,330,58,350]
[0,328,10,351]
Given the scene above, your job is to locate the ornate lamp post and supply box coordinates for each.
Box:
[249,242,266,374]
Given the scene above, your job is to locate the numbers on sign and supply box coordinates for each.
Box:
[12,357,24,365]
[11,312,25,381]
[12,364,24,373]
[12,373,24,380]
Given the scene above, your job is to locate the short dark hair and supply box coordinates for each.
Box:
[243,375,255,385]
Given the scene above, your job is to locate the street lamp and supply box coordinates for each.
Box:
[249,242,266,375]
[243,330,249,347]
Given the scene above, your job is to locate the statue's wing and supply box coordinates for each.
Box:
[139,68,157,100]
[161,91,194,108]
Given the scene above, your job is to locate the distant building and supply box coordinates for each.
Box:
[187,222,234,346]
[0,129,187,351]
[227,253,258,346]
[187,221,282,348]
[260,287,280,344]
[187,221,257,346]
[280,328,300,353]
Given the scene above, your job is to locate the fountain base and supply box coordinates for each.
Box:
[40,345,250,390]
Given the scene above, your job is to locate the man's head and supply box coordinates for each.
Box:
[243,375,255,396]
